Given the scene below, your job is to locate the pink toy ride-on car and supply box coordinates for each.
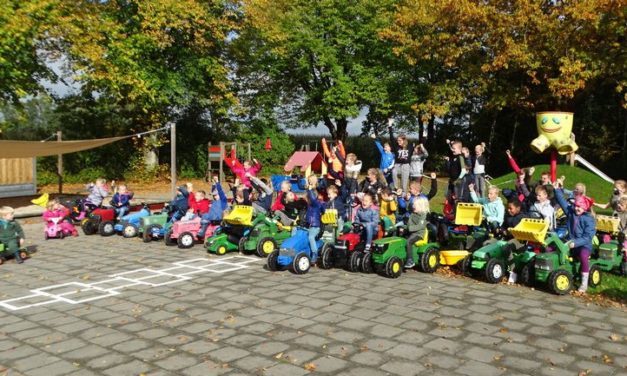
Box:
[164,217,217,249]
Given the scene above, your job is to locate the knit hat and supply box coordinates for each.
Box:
[574,195,593,212]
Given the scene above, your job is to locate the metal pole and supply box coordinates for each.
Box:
[170,123,176,197]
[57,131,63,194]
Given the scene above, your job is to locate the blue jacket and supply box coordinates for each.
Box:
[325,184,348,220]
[170,186,189,214]
[305,189,324,228]
[355,206,379,225]
[205,183,227,221]
[374,140,395,172]
[111,192,132,208]
[555,189,596,251]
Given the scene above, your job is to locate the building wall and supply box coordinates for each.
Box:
[0,158,37,198]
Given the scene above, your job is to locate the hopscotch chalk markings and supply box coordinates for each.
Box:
[0,256,259,311]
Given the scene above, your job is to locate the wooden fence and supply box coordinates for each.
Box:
[0,158,37,198]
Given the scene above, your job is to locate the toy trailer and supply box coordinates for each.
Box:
[594,215,626,275]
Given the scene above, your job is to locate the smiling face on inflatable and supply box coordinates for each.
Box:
[531,111,578,155]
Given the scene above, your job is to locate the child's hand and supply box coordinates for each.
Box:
[469,183,475,191]
[481,142,486,147]
[19,238,25,246]
[430,172,437,179]
[505,149,511,157]
[212,175,219,183]
[387,118,394,127]
[567,241,575,249]
[396,188,403,196]
[446,139,450,144]
[370,134,376,139]
[443,156,449,161]
[529,167,535,175]
[245,172,252,178]
[335,179,342,186]
[234,178,240,186]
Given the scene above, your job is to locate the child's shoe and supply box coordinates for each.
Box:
[76,212,86,221]
[14,252,23,264]
[507,271,517,285]
[72,230,79,237]
[577,272,589,293]
[404,260,415,269]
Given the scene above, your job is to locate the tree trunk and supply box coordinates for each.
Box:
[418,119,425,142]
[335,118,348,142]
[487,114,498,167]
[427,117,435,144]
[322,115,337,139]
[510,116,519,152]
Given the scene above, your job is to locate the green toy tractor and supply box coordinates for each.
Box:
[138,213,170,242]
[206,205,254,255]
[239,213,292,257]
[594,215,627,275]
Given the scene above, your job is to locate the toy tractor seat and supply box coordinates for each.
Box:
[509,218,549,244]
[455,203,483,226]
[224,205,254,226]
[413,229,429,247]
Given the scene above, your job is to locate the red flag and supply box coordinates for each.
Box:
[264,137,272,151]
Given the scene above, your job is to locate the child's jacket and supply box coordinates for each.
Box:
[407,212,427,238]
[111,192,132,208]
[205,183,227,221]
[0,219,24,243]
[555,189,596,251]
[470,191,505,226]
[374,140,395,172]
[355,206,379,225]
[305,189,325,228]
[379,199,398,224]
[86,184,109,206]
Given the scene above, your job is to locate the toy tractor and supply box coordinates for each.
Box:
[594,215,626,276]
[534,233,604,295]
[266,227,331,274]
[138,212,170,242]
[81,207,117,236]
[206,205,254,255]
[0,242,29,265]
[116,204,151,238]
[470,218,548,284]
[239,213,292,257]
[164,217,217,249]
[369,223,440,278]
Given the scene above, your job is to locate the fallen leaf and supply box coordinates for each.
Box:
[304,363,316,371]
[609,334,620,341]
[499,328,508,333]
[274,352,283,359]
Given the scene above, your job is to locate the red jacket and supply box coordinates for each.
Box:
[271,191,285,212]
[190,198,210,215]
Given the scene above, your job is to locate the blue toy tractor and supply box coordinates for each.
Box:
[266,227,331,274]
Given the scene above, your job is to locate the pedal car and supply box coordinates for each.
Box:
[115,204,152,238]
[239,213,292,257]
[81,207,117,236]
[266,227,330,274]
[470,218,547,284]
[44,217,73,240]
[594,215,626,276]
[0,242,29,265]
[436,203,490,270]
[138,212,170,242]
[534,232,605,295]
[369,222,440,278]
[165,217,217,249]
[206,205,254,255]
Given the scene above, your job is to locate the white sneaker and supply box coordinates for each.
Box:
[507,272,517,285]
[578,272,589,293]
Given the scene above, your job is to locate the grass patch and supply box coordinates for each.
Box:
[588,272,627,305]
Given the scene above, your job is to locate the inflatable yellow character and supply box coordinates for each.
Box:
[530,111,578,155]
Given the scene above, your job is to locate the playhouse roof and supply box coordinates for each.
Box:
[284,151,325,173]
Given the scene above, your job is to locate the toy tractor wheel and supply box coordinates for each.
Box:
[216,245,227,255]
[518,261,535,287]
[459,255,473,276]
[319,243,333,269]
[143,224,161,243]
[238,236,247,253]
[485,258,505,284]
[44,232,49,240]
[99,221,115,237]
[178,232,196,249]
[420,247,439,273]
[267,250,280,271]
[123,224,138,238]
[548,270,573,295]
[0,257,4,265]
[19,251,28,260]
[292,253,311,274]
[82,219,98,235]
[348,251,362,272]
[164,229,176,246]
[588,265,602,288]
[257,237,277,258]
[361,252,374,274]
[384,256,402,278]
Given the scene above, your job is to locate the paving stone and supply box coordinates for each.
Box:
[181,360,231,376]
[103,359,152,376]
[421,351,463,369]
[112,339,151,352]
[11,353,62,372]
[501,355,542,372]
[462,346,504,364]
[386,343,429,360]
[380,360,425,375]
[349,351,385,366]
[84,353,130,370]
[456,359,505,376]
[155,354,199,371]
[281,349,319,365]
[424,338,462,354]
[262,363,308,376]
[23,360,78,376]
[233,355,276,372]
[308,356,348,373]
[208,346,250,362]
[180,339,220,355]
[62,344,109,360]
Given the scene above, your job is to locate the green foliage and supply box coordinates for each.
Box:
[234,123,294,173]
[123,155,171,183]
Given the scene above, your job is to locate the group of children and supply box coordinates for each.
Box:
[0,126,624,295]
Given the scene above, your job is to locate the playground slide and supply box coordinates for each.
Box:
[574,154,615,184]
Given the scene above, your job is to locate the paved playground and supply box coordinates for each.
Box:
[0,222,625,376]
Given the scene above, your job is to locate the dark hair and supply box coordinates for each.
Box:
[507,200,521,209]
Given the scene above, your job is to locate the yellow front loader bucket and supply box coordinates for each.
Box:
[509,218,549,243]
[454,203,483,226]
[224,205,254,226]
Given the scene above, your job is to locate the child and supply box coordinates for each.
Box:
[473,142,488,197]
[0,206,26,263]
[457,161,475,203]
[554,187,596,292]
[275,192,307,228]
[615,195,627,251]
[169,185,190,221]
[388,119,414,193]
[249,175,274,215]
[43,199,78,237]
[530,185,556,230]
[397,173,438,223]
[372,134,395,186]
[594,179,626,211]
[379,187,398,225]
[271,180,292,212]
[404,196,429,269]
[304,176,325,263]
[188,190,210,217]
[354,193,379,252]
[409,143,428,184]
[326,183,348,231]
[358,168,386,205]
[198,177,227,239]
[469,184,505,227]
[232,159,262,189]
[341,152,363,195]
[110,184,133,219]
[445,139,463,196]
[82,178,109,215]
[231,182,251,207]
[322,138,346,182]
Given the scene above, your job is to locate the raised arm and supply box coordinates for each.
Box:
[426,173,438,200]
[505,150,521,175]
[321,138,332,159]
[553,187,570,214]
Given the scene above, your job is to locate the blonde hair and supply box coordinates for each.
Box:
[0,206,14,216]
[46,199,60,212]
[95,178,107,186]
[574,183,586,195]
[396,134,408,148]
[615,180,626,191]
[488,186,501,195]
[413,196,430,214]
[327,185,338,195]
[346,153,357,163]
[618,194,627,208]
[409,181,422,192]
[475,144,485,153]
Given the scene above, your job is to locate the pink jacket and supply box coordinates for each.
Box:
[43,208,70,221]
[232,161,262,188]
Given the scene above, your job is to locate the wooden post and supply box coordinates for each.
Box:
[57,131,63,194]
[170,123,176,197]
